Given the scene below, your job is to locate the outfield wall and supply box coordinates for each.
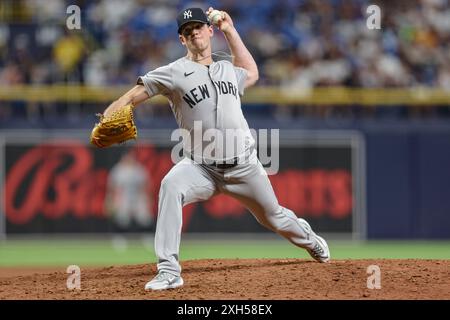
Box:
[1,119,450,239]
[0,129,364,239]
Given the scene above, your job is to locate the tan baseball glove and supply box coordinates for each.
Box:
[90,103,137,148]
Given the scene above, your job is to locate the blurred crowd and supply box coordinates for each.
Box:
[1,0,450,121]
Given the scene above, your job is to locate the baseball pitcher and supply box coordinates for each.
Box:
[93,7,330,291]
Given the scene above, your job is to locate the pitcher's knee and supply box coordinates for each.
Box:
[159,175,186,199]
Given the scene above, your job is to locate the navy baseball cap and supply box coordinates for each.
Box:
[177,8,210,34]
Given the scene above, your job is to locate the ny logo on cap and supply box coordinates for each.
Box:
[184,10,192,19]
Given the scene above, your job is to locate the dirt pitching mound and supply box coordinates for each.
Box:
[1,259,449,300]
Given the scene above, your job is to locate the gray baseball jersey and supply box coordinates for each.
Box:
[139,57,255,161]
[138,57,326,278]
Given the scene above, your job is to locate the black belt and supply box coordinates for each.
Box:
[190,154,239,169]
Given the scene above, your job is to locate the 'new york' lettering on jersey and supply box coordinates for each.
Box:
[182,81,238,108]
[138,57,255,161]
[182,83,210,108]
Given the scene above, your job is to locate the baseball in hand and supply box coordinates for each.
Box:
[208,10,223,25]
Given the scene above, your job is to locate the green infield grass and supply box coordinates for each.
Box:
[1,237,449,267]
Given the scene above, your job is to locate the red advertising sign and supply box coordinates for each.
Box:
[3,140,357,234]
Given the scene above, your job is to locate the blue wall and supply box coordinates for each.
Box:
[416,133,450,238]
[363,126,450,239]
[365,133,415,238]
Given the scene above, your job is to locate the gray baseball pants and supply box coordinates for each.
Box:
[155,151,315,277]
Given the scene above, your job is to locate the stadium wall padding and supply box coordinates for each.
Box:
[364,126,450,239]
[1,118,450,238]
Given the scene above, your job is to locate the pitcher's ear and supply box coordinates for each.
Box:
[179,35,186,46]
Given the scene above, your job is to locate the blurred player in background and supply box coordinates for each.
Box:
[105,152,153,231]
